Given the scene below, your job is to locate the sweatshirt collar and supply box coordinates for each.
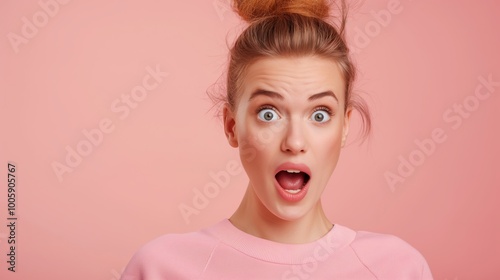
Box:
[203,219,356,264]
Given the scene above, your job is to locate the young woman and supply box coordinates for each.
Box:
[121,0,433,279]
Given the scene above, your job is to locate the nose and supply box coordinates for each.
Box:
[280,118,307,154]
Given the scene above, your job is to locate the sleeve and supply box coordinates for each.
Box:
[421,257,434,280]
[350,231,434,280]
[119,232,220,280]
[118,236,183,280]
[119,246,148,280]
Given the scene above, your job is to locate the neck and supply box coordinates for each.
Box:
[229,182,333,244]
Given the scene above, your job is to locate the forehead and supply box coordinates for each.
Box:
[240,56,346,102]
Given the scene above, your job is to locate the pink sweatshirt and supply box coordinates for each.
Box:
[121,219,433,279]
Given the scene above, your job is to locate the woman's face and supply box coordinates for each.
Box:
[223,56,351,221]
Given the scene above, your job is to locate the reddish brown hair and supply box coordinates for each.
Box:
[209,0,371,143]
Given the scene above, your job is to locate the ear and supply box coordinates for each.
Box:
[223,103,239,148]
[341,107,352,148]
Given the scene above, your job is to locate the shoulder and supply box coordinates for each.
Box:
[350,230,422,260]
[120,228,220,280]
[135,229,219,262]
[348,229,433,279]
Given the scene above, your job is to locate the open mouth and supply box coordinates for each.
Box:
[275,170,311,194]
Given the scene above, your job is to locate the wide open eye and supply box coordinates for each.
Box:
[311,108,332,123]
[257,106,279,122]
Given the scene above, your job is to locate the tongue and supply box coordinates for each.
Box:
[276,171,305,190]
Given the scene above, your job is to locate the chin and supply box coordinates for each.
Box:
[266,199,316,222]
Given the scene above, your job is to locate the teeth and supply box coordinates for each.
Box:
[285,170,301,173]
[284,189,301,194]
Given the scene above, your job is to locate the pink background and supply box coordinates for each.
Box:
[1,0,499,279]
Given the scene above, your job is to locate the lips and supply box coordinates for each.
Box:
[274,162,312,202]
[274,162,311,180]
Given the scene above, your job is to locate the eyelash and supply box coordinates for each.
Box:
[256,105,334,118]
[255,105,275,114]
[313,106,333,116]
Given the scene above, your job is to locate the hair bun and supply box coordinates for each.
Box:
[233,0,331,22]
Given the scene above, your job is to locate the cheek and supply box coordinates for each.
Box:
[236,122,274,165]
[325,129,343,147]
[315,128,343,160]
[238,136,274,185]
[238,127,282,183]
[238,117,283,151]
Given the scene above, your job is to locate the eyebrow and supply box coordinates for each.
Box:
[248,89,338,103]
